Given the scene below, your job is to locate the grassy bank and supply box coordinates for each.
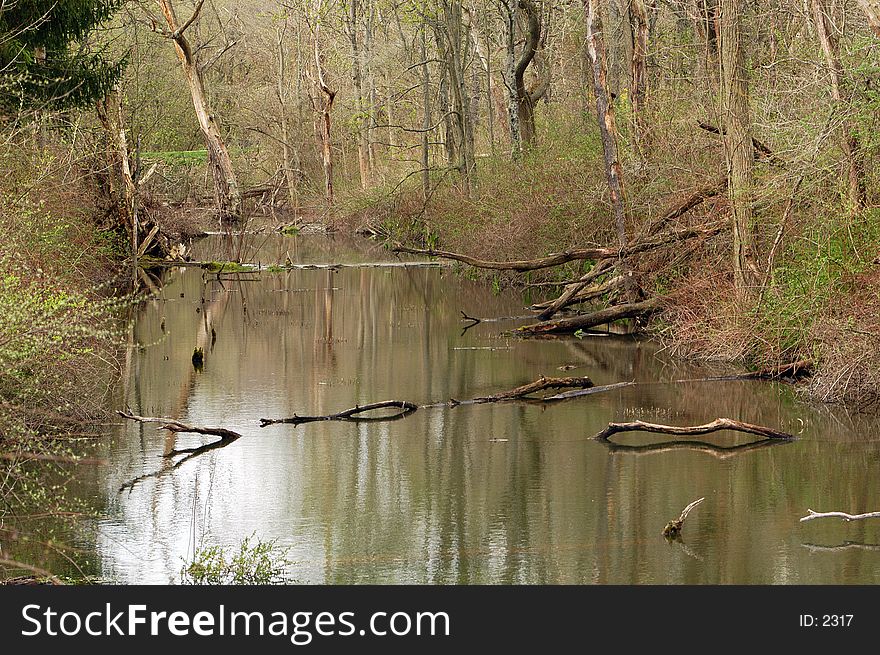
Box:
[0,142,128,579]
[336,107,880,411]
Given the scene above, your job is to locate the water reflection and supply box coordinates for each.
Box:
[42,233,880,583]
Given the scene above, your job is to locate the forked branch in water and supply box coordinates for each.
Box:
[663,497,705,539]
[259,401,418,427]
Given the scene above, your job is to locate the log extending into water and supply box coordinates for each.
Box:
[392,224,724,272]
[259,401,418,427]
[738,359,813,381]
[471,376,593,402]
[799,509,880,523]
[518,298,663,335]
[117,410,241,443]
[593,417,795,441]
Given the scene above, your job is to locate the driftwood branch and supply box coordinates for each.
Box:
[800,509,880,523]
[392,224,724,272]
[663,497,705,539]
[117,410,241,443]
[518,298,663,336]
[471,376,593,402]
[594,417,795,441]
[259,401,418,427]
[116,410,242,492]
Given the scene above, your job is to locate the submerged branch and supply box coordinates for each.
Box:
[663,497,705,539]
[259,401,418,427]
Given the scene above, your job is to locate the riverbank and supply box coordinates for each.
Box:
[334,117,880,411]
[0,142,129,579]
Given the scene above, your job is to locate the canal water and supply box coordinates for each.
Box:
[44,232,880,583]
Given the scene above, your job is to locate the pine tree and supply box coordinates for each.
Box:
[0,0,123,112]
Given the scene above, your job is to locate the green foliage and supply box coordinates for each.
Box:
[754,208,880,360]
[0,0,124,111]
[180,534,292,585]
[203,261,254,273]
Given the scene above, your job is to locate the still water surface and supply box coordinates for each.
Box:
[70,233,880,583]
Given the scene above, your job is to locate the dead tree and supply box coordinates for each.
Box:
[155,0,242,222]
[313,0,337,208]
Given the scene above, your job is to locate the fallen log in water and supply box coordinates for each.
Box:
[392,224,724,272]
[799,509,880,523]
[470,376,593,402]
[593,417,795,442]
[117,411,244,492]
[117,410,241,445]
[518,298,663,336]
[259,401,418,427]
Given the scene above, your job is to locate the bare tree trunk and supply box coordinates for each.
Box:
[513,0,549,149]
[348,0,373,189]
[858,0,880,36]
[313,1,336,208]
[96,89,135,238]
[421,6,431,203]
[157,0,241,223]
[441,0,475,192]
[276,22,300,214]
[585,0,627,250]
[630,0,650,154]
[502,0,522,158]
[719,0,758,292]
[812,0,867,211]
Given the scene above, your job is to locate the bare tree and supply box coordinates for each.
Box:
[155,0,242,222]
[811,0,867,211]
[312,0,337,207]
[585,0,627,250]
[718,0,758,292]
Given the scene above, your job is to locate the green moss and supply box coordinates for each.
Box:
[204,261,253,273]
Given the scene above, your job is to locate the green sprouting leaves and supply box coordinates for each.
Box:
[180,534,292,585]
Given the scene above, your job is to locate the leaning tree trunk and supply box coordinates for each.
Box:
[512,0,549,150]
[348,0,373,190]
[630,0,650,154]
[502,0,522,158]
[157,0,241,223]
[812,0,867,211]
[313,2,336,208]
[585,0,627,251]
[718,0,758,292]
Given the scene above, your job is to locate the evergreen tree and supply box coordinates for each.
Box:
[0,0,123,112]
